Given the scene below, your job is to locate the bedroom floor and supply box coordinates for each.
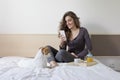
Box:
[94,56,120,72]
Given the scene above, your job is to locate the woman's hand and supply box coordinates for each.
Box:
[59,34,66,42]
[59,30,66,41]
[71,52,78,58]
[59,34,67,47]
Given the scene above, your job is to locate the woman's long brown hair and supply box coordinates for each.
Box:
[58,11,80,40]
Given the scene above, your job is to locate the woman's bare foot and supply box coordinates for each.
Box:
[50,61,58,68]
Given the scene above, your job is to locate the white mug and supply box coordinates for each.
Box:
[74,58,81,63]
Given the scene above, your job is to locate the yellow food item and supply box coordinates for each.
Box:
[87,57,93,62]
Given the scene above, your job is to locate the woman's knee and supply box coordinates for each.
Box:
[55,49,66,62]
[45,45,52,49]
[45,45,53,52]
[57,49,66,55]
[58,49,66,54]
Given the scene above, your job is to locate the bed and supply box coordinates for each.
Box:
[0,56,120,80]
[0,34,120,80]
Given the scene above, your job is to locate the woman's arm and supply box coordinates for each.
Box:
[59,31,67,50]
[77,28,92,59]
[77,49,88,59]
[59,41,67,50]
[84,28,92,51]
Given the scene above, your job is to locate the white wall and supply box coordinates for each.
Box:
[0,0,120,34]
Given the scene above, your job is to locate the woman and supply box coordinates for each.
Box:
[47,11,92,67]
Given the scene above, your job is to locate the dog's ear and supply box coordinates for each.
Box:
[39,47,45,55]
[42,47,50,55]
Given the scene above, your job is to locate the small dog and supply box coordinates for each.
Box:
[18,46,50,69]
[33,46,50,68]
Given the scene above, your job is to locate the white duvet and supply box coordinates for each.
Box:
[0,56,120,80]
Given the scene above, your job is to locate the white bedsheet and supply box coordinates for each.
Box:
[0,56,120,80]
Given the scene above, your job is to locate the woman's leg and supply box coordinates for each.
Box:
[55,49,75,62]
[46,45,58,62]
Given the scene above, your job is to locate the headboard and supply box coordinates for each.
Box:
[91,35,120,56]
[0,34,59,57]
[0,34,120,57]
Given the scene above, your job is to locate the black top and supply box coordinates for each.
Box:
[60,27,92,59]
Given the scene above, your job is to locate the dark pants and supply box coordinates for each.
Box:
[46,45,75,63]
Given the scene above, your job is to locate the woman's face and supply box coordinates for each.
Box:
[65,16,76,29]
